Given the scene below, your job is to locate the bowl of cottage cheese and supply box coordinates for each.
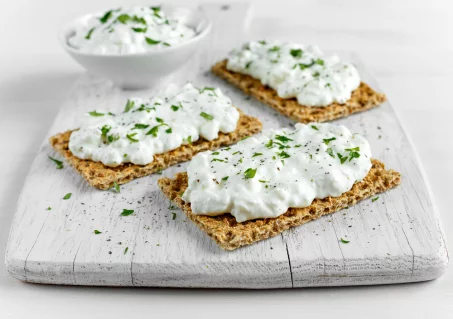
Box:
[60,5,211,89]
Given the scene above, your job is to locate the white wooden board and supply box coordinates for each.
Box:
[5,3,448,288]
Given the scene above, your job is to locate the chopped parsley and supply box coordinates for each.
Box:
[171,103,182,111]
[132,27,147,33]
[372,196,379,202]
[117,14,131,24]
[275,135,293,143]
[252,152,263,157]
[126,133,139,143]
[48,156,64,169]
[244,168,257,179]
[99,10,114,24]
[113,181,120,193]
[221,176,229,181]
[124,247,129,254]
[345,147,361,161]
[212,152,220,155]
[326,148,335,158]
[323,137,336,145]
[88,110,104,117]
[199,87,217,96]
[315,59,325,66]
[277,151,290,158]
[245,61,252,69]
[165,128,172,134]
[63,193,72,200]
[311,125,319,130]
[172,212,177,220]
[312,71,320,77]
[85,27,95,40]
[290,49,303,58]
[46,207,52,211]
[94,230,102,234]
[146,126,160,137]
[268,46,280,52]
[258,40,267,45]
[120,209,134,216]
[340,238,350,244]
[200,112,214,120]
[337,153,348,164]
[145,37,160,45]
[124,100,135,112]
[133,123,149,129]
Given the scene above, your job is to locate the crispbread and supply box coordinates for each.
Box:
[49,111,262,190]
[158,159,401,250]
[212,60,387,123]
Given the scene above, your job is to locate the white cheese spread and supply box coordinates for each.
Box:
[182,123,372,222]
[68,6,196,54]
[226,41,361,107]
[68,83,239,167]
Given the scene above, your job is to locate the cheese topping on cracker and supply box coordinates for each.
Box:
[68,83,239,167]
[68,6,196,54]
[182,123,372,222]
[226,41,361,107]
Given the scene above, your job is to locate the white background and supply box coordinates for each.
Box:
[0,0,452,318]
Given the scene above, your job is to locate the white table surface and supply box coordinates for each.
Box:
[0,0,452,317]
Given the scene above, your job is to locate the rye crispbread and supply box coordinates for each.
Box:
[49,111,262,190]
[212,60,386,123]
[158,159,401,250]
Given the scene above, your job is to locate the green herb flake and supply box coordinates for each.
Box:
[126,133,139,143]
[268,46,280,52]
[172,212,177,220]
[121,209,134,216]
[312,71,320,77]
[275,135,293,143]
[258,40,266,45]
[133,123,149,130]
[245,61,252,69]
[199,87,216,94]
[315,59,325,66]
[99,10,114,24]
[200,112,214,121]
[372,196,379,202]
[323,137,336,145]
[326,148,335,158]
[94,229,102,234]
[290,49,303,58]
[124,247,129,254]
[171,104,180,111]
[88,110,104,117]
[252,152,263,157]
[212,152,220,155]
[244,168,257,179]
[85,27,95,40]
[132,27,147,33]
[113,181,120,193]
[117,14,131,24]
[337,153,348,164]
[46,207,52,210]
[124,100,135,112]
[63,193,72,200]
[277,151,290,158]
[311,125,319,130]
[222,176,229,181]
[48,156,64,169]
[165,128,172,134]
[145,37,161,45]
[340,238,350,244]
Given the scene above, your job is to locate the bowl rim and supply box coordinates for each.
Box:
[59,5,212,57]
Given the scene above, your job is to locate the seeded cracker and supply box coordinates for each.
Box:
[212,60,386,123]
[158,159,400,250]
[49,110,262,190]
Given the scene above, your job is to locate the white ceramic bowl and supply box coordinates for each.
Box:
[59,6,211,90]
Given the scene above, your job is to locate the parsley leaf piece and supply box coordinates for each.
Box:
[156,117,164,123]
[99,10,114,23]
[88,110,104,117]
[258,40,266,45]
[107,134,120,143]
[277,151,290,158]
[165,128,172,134]
[323,137,336,145]
[244,168,257,179]
[117,14,131,24]
[275,135,293,143]
[63,193,72,200]
[222,176,229,181]
[245,61,252,69]
[326,148,335,158]
[315,59,325,66]
[124,247,129,254]
[252,152,263,157]
[340,238,350,244]
[337,153,348,164]
[133,123,149,130]
[290,49,303,58]
[48,156,64,169]
[46,207,52,210]
[265,139,273,148]
[124,100,135,112]
[113,181,120,193]
[345,147,360,152]
[199,87,216,94]
[268,46,280,52]
[145,37,160,45]
[120,209,134,216]
[126,133,139,143]
[85,27,95,40]
[200,112,214,120]
[348,151,361,161]
[132,27,147,33]
[372,196,379,202]
[312,71,320,77]
[94,230,102,234]
[146,126,159,137]
[311,125,319,130]
[212,152,220,155]
[171,104,180,111]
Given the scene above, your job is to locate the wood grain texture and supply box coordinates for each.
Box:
[4,3,448,288]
